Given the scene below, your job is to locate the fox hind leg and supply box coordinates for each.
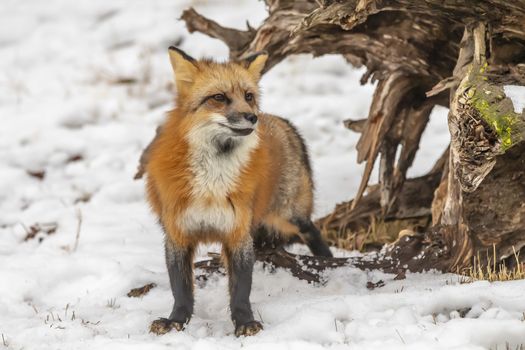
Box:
[223,238,263,337]
[293,218,333,257]
[150,237,195,335]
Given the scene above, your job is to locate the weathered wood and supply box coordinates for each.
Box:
[353,73,411,208]
[447,22,525,193]
[430,146,450,226]
[434,21,525,270]
[463,142,525,261]
[181,8,256,59]
[343,118,367,133]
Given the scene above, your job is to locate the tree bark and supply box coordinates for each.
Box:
[432,22,525,270]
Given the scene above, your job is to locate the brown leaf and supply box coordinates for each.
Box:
[74,193,92,204]
[127,283,157,298]
[27,170,45,180]
[366,280,385,290]
[67,154,84,163]
[23,223,58,242]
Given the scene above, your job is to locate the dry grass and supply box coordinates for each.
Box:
[326,216,387,251]
[326,216,425,252]
[106,298,120,309]
[460,246,525,283]
[489,343,525,350]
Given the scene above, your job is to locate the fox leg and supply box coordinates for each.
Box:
[150,237,194,335]
[166,240,195,324]
[293,218,333,257]
[223,237,263,337]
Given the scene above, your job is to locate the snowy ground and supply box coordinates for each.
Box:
[1,0,525,349]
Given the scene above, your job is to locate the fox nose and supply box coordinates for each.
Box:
[244,113,258,124]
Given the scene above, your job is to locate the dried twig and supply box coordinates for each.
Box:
[73,209,82,252]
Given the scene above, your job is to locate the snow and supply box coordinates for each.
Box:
[504,85,525,114]
[1,0,524,349]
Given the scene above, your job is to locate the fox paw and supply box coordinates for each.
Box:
[150,318,185,335]
[235,320,263,337]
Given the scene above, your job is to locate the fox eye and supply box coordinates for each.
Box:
[245,92,254,102]
[212,94,226,102]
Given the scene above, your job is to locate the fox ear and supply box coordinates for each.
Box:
[242,51,268,81]
[168,46,198,91]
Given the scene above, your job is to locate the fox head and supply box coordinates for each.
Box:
[168,47,268,153]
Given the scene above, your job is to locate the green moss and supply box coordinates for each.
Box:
[466,69,523,151]
[479,62,488,74]
[472,96,516,149]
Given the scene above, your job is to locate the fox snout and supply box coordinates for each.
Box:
[221,112,258,136]
[227,112,258,125]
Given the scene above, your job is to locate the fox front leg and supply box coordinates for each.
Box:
[223,238,263,337]
[150,239,194,335]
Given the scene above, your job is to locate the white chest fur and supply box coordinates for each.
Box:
[178,200,236,233]
[177,121,259,233]
[188,134,258,199]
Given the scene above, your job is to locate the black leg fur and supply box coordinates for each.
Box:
[293,218,333,257]
[150,238,194,335]
[224,240,263,336]
[166,240,194,324]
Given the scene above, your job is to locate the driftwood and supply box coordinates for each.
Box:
[161,0,525,274]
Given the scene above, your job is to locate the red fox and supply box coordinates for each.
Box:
[141,47,332,337]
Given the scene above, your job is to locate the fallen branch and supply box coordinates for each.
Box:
[194,229,448,283]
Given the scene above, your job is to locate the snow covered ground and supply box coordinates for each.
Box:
[1,0,524,349]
